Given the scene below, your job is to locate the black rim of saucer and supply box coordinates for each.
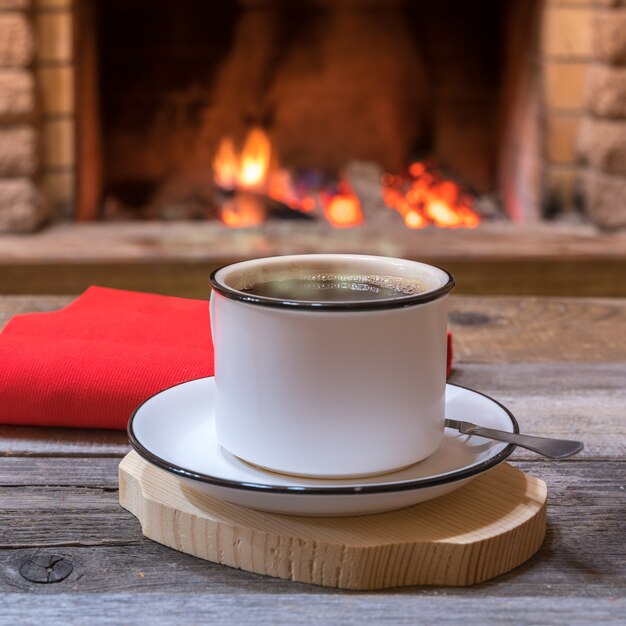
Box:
[208,257,455,312]
[127,378,519,496]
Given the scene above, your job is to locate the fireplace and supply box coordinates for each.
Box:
[89,0,505,229]
[1,0,626,233]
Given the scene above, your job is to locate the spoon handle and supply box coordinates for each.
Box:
[445,419,584,459]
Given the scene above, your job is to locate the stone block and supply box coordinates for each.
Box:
[546,114,581,163]
[0,1,30,8]
[42,170,73,219]
[35,12,72,63]
[36,0,70,6]
[0,178,46,233]
[546,166,582,214]
[585,168,626,229]
[0,126,37,175]
[585,65,626,117]
[542,6,593,58]
[43,118,73,168]
[0,14,33,67]
[579,117,626,174]
[543,62,588,110]
[37,66,73,114]
[593,10,626,64]
[0,70,34,121]
[593,1,626,7]
[548,1,593,5]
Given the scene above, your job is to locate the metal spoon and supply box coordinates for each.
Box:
[445,419,584,459]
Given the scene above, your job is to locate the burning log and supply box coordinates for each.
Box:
[217,189,315,228]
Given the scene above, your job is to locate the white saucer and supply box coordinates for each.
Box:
[128,378,518,516]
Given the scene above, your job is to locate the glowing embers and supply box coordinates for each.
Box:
[382,163,480,229]
[213,129,478,229]
[213,127,363,228]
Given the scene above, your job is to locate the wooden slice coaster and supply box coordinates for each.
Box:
[119,451,547,590]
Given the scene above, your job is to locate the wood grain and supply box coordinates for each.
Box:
[0,425,129,457]
[450,297,626,363]
[0,460,622,597]
[0,457,121,486]
[2,295,625,363]
[0,362,621,459]
[0,485,138,548]
[0,295,72,330]
[448,363,626,460]
[0,292,622,619]
[119,452,547,589]
[0,594,624,626]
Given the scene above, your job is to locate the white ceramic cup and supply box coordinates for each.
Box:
[209,254,454,478]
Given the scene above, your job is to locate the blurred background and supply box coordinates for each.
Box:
[1,0,625,297]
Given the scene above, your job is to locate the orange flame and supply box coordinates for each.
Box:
[213,127,271,192]
[268,169,307,211]
[405,209,427,229]
[382,163,480,228]
[213,138,238,190]
[220,194,265,228]
[324,192,363,228]
[237,128,271,190]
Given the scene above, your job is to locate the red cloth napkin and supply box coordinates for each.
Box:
[0,286,453,430]
[0,287,214,429]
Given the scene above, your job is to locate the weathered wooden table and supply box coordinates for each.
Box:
[0,295,624,624]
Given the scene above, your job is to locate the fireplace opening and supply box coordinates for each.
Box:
[77,0,535,228]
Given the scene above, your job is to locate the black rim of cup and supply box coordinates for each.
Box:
[209,255,455,311]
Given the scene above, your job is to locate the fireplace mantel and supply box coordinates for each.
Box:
[1,221,625,297]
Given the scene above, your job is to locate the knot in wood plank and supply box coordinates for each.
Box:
[19,554,73,584]
[449,311,496,326]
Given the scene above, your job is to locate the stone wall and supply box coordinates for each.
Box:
[0,0,45,232]
[579,0,626,229]
[539,0,595,219]
[35,0,74,220]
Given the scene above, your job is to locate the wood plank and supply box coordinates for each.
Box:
[448,363,626,460]
[0,594,623,626]
[0,486,139,548]
[0,222,625,297]
[450,297,626,363]
[0,363,621,458]
[0,461,622,595]
[2,295,626,363]
[0,426,130,457]
[2,528,624,596]
[0,295,72,329]
[0,296,623,457]
[0,457,121,485]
